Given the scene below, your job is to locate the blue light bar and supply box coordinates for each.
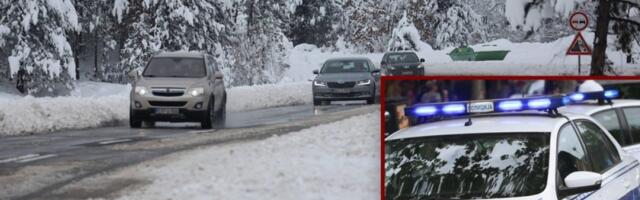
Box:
[569,93,585,101]
[442,104,466,114]
[604,90,620,99]
[498,100,523,111]
[566,90,620,103]
[414,106,437,116]
[405,96,565,118]
[528,99,552,109]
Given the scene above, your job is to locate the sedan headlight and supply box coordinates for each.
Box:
[314,80,327,87]
[188,88,205,97]
[134,86,148,96]
[356,80,371,86]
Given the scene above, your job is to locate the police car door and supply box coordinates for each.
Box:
[573,120,640,199]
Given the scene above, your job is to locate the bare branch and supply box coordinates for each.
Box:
[610,16,640,26]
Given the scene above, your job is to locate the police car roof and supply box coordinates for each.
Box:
[154,51,205,58]
[559,99,640,115]
[386,113,578,141]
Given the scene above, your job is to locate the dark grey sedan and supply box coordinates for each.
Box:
[312,58,380,105]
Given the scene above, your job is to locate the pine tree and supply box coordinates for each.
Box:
[0,0,80,96]
[287,0,342,47]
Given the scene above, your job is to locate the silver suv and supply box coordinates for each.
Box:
[128,52,226,129]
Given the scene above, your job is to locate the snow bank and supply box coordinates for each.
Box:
[227,82,311,112]
[0,81,313,136]
[115,112,380,200]
[0,82,130,136]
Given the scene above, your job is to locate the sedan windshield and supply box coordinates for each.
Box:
[385,53,419,64]
[143,57,206,78]
[321,60,370,73]
[385,133,549,199]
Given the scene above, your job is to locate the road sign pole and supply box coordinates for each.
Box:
[578,55,581,75]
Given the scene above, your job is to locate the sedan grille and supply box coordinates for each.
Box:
[327,82,356,88]
[149,101,187,107]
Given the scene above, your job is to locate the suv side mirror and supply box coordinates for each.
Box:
[558,171,602,198]
[313,70,319,75]
[214,73,224,80]
[420,58,425,63]
[380,61,387,66]
[371,69,381,74]
[127,68,140,80]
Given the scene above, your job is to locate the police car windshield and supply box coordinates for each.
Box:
[385,133,549,199]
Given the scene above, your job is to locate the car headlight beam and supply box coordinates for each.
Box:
[357,80,371,86]
[314,80,327,87]
[189,88,205,97]
[135,86,147,96]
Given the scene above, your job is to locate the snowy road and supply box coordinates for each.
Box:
[0,103,376,200]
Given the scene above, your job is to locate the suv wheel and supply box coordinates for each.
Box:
[201,98,214,129]
[366,97,375,104]
[130,108,142,128]
[313,99,321,106]
[214,94,226,127]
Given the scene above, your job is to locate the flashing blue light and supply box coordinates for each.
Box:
[569,93,585,101]
[415,106,437,116]
[442,104,466,114]
[528,99,552,109]
[604,90,619,99]
[498,100,523,111]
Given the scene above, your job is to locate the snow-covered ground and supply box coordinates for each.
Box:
[282,32,640,81]
[113,112,379,200]
[0,81,312,136]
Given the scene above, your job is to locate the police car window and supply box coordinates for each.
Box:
[592,110,625,146]
[557,123,590,186]
[385,133,549,199]
[623,107,640,145]
[575,120,621,173]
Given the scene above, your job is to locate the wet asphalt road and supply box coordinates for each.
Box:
[0,102,374,200]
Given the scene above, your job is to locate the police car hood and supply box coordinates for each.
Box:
[387,115,566,141]
[315,73,371,82]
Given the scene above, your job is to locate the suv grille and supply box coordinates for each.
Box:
[327,82,356,88]
[149,101,187,107]
[152,88,185,97]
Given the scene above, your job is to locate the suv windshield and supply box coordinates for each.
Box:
[321,60,370,73]
[143,57,206,78]
[385,133,549,199]
[385,53,419,64]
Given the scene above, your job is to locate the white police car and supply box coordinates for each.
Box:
[385,95,640,200]
[559,88,640,162]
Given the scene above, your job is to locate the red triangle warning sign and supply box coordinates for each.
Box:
[566,32,592,55]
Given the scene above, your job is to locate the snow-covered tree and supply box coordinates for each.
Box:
[433,3,482,48]
[387,12,423,51]
[113,0,229,83]
[225,0,296,86]
[504,0,640,75]
[0,0,80,96]
[287,0,342,47]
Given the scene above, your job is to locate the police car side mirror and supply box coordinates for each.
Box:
[558,171,602,198]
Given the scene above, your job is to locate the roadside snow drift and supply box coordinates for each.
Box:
[114,112,380,200]
[0,81,312,136]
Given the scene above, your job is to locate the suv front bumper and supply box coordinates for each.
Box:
[130,94,209,122]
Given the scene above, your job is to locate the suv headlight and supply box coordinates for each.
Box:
[135,86,148,96]
[356,80,371,86]
[314,80,327,87]
[188,88,205,97]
